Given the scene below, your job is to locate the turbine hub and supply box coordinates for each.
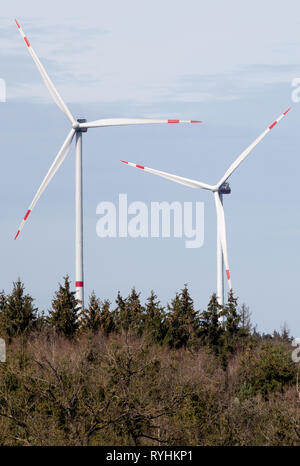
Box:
[74,118,88,133]
[219,182,231,195]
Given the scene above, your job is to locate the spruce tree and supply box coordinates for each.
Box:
[164,285,199,349]
[224,292,240,337]
[113,291,126,332]
[180,285,200,348]
[0,291,6,336]
[80,292,102,333]
[100,300,115,335]
[199,293,223,353]
[0,279,37,340]
[164,293,182,348]
[222,292,240,356]
[48,275,79,338]
[280,322,290,343]
[118,288,144,335]
[144,291,166,344]
[0,291,5,312]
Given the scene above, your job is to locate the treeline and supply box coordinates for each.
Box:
[0,277,298,446]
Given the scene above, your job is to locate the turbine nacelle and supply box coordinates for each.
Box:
[218,182,231,195]
[72,119,88,132]
[77,119,88,133]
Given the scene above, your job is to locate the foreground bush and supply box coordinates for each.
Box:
[0,330,298,446]
[0,279,298,445]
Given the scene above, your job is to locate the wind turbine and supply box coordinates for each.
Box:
[121,108,290,305]
[14,19,201,309]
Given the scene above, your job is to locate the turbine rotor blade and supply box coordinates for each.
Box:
[80,118,202,129]
[217,107,291,188]
[214,192,232,292]
[15,19,75,125]
[121,160,213,190]
[14,129,75,239]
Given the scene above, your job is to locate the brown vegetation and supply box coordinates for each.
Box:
[0,278,298,446]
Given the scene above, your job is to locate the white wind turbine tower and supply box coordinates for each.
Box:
[121,108,290,305]
[14,19,201,309]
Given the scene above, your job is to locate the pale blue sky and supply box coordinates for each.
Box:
[0,0,300,333]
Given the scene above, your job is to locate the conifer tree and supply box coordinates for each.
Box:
[113,291,126,332]
[222,292,240,355]
[0,279,37,340]
[164,285,199,349]
[118,288,144,335]
[180,285,200,347]
[100,299,115,335]
[0,291,5,312]
[224,292,240,337]
[0,290,6,335]
[199,293,223,353]
[48,275,79,338]
[164,293,181,348]
[80,292,102,333]
[280,322,290,343]
[35,310,47,332]
[144,291,166,343]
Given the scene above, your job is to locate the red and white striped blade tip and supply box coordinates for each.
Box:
[120,160,144,169]
[15,18,31,47]
[167,119,202,123]
[14,209,31,240]
[269,107,291,129]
